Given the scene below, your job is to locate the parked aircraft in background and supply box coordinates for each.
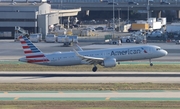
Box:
[19,36,168,72]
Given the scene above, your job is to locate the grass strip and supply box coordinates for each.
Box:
[0,83,180,91]
[0,64,180,71]
[0,101,180,109]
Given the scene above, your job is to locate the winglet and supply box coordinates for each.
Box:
[73,48,80,56]
[73,49,84,58]
[76,44,83,51]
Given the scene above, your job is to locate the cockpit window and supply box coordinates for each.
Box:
[156,48,161,51]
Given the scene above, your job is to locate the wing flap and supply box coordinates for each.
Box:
[73,49,104,64]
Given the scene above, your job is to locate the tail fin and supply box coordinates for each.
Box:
[19,36,49,63]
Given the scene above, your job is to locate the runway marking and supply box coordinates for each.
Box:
[105,97,110,101]
[59,91,63,94]
[111,91,118,94]
[14,97,19,100]
[4,92,8,94]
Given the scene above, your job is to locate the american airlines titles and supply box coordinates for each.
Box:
[111,49,142,56]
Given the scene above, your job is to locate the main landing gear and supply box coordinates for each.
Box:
[92,65,98,72]
[149,59,153,66]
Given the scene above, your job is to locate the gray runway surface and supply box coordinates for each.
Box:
[1,91,180,101]
[1,92,180,98]
[0,72,180,83]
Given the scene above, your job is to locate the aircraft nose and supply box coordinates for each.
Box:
[162,50,168,56]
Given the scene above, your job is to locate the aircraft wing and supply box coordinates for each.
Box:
[73,49,104,64]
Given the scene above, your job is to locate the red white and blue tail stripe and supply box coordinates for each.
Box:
[19,36,49,63]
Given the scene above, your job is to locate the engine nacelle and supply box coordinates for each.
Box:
[101,58,117,67]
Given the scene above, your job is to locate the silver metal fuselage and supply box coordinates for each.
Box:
[19,45,167,66]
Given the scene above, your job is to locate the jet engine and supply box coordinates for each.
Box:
[101,58,116,67]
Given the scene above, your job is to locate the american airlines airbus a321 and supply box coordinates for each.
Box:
[19,36,168,72]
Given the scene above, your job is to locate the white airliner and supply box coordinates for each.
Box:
[19,36,168,72]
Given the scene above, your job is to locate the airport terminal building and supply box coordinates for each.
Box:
[0,2,60,39]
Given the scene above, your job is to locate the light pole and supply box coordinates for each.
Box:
[127,6,133,24]
[151,10,153,18]
[60,0,63,26]
[61,0,62,9]
[112,0,115,38]
[127,6,129,23]
[147,0,150,20]
[118,8,121,32]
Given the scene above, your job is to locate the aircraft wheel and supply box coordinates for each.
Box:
[150,63,153,66]
[92,66,98,72]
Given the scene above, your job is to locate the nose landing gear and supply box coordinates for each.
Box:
[149,59,153,66]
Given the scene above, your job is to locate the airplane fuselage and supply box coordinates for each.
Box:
[34,45,167,66]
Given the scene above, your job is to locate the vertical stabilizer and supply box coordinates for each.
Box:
[19,36,49,63]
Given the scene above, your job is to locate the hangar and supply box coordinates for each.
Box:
[0,1,81,39]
